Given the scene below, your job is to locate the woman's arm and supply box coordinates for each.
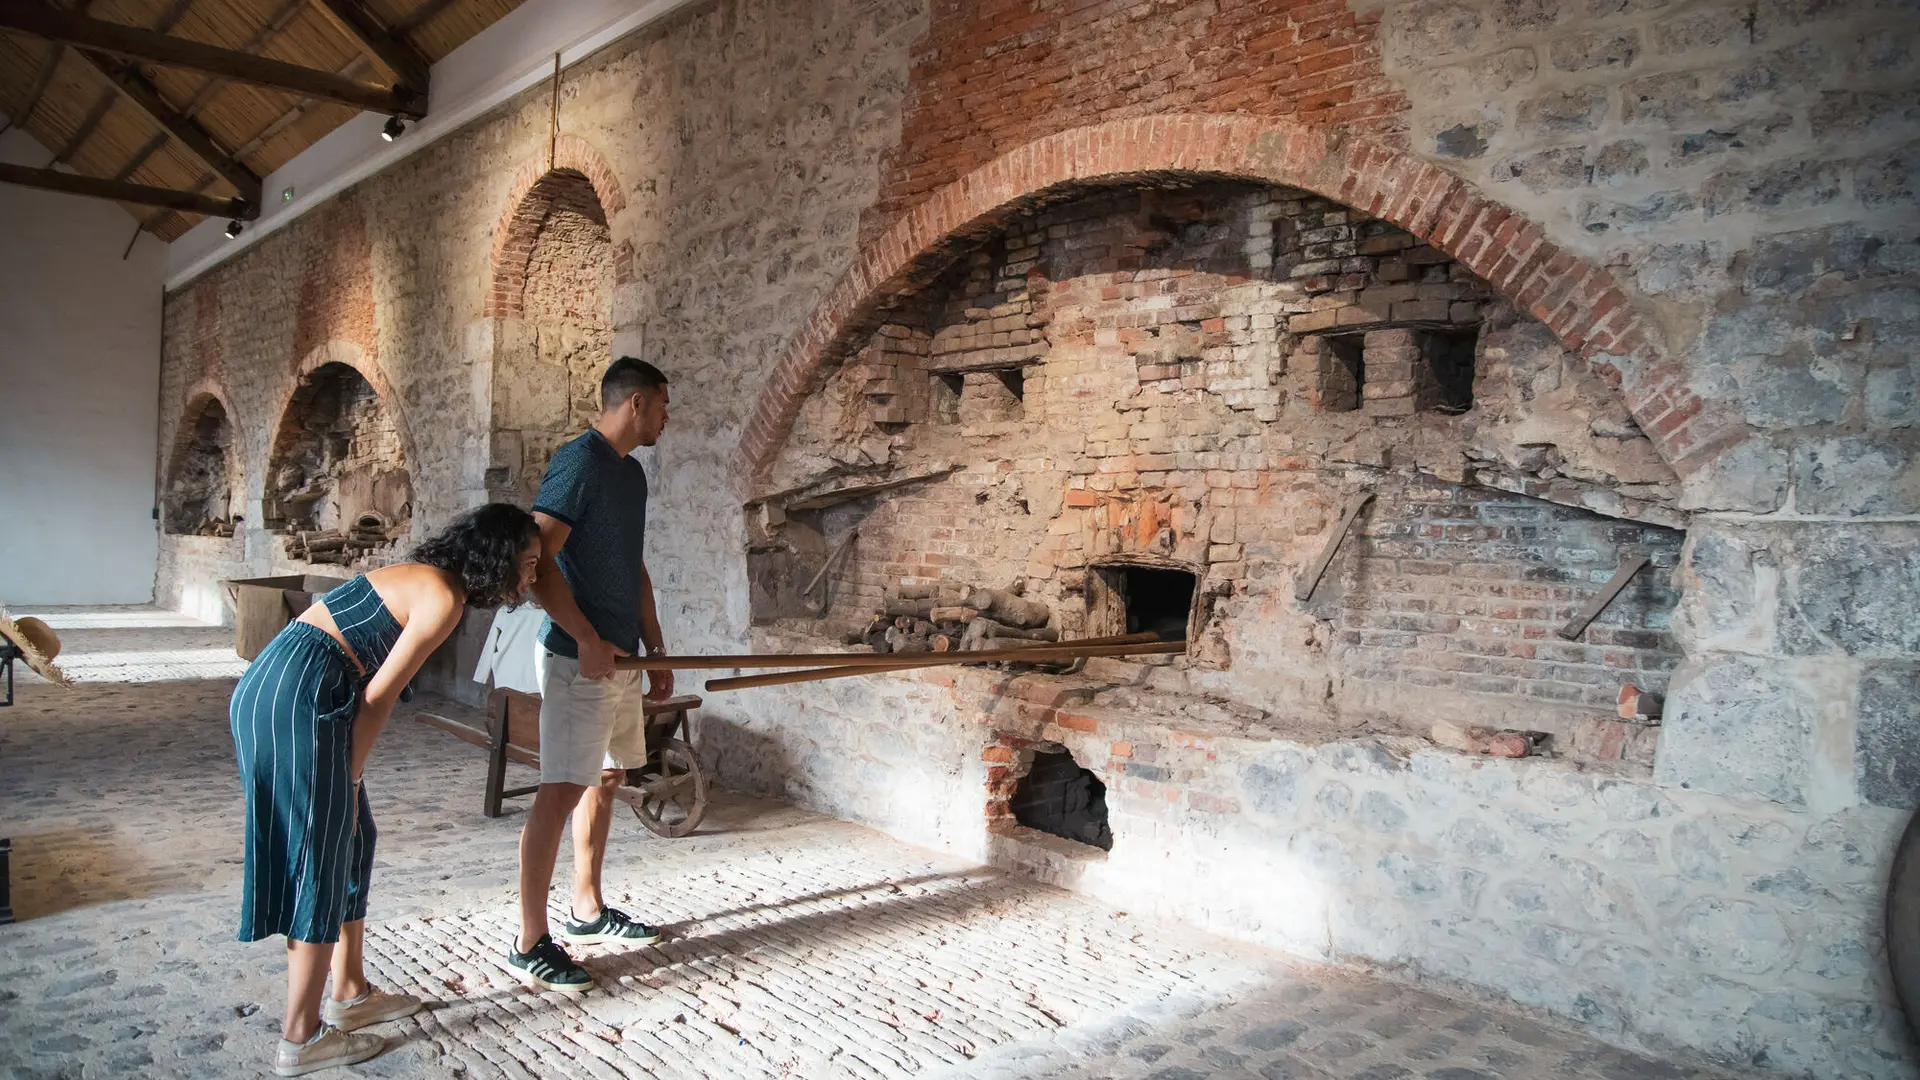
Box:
[349,585,464,781]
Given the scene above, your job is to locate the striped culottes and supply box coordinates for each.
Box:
[229,621,376,944]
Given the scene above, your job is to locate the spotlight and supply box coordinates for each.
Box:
[224,219,244,239]
[381,116,406,142]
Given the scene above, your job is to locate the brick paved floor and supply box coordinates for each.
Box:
[0,608,1736,1080]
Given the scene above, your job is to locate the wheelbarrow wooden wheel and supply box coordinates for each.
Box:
[628,738,707,838]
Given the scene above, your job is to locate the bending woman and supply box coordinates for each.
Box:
[231,504,540,1076]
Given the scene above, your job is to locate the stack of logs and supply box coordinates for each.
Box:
[844,581,1054,654]
[284,513,404,565]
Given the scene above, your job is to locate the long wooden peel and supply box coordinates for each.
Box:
[612,632,1157,671]
[706,640,1188,692]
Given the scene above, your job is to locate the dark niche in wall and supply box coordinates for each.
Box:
[163,396,241,536]
[1011,749,1113,851]
[265,362,411,564]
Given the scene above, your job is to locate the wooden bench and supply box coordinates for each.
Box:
[418,690,708,836]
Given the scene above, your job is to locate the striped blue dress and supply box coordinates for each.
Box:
[230,575,402,944]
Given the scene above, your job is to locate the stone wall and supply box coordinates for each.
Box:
[155,0,1918,1074]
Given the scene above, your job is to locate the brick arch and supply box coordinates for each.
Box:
[161,381,244,534]
[272,340,423,509]
[737,114,1736,487]
[485,136,627,318]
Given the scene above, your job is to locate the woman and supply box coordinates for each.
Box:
[231,504,541,1076]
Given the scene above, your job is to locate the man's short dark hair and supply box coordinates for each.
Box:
[601,357,669,408]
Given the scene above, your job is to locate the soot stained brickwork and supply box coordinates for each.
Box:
[760,179,1683,765]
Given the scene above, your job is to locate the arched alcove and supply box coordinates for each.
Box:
[749,175,1685,768]
[264,360,413,564]
[162,392,242,536]
[484,167,615,505]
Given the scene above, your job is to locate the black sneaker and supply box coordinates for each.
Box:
[560,906,662,946]
[508,934,594,992]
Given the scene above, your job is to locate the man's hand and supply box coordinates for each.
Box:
[578,635,628,680]
[645,667,675,701]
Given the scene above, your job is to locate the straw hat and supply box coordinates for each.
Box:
[0,608,72,689]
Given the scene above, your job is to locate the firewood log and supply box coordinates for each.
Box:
[928,606,975,624]
[895,582,935,600]
[958,618,1058,648]
[884,626,932,653]
[979,617,1059,642]
[965,587,1050,628]
[930,634,953,652]
[883,598,934,619]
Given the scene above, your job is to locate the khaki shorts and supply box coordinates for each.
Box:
[535,647,649,787]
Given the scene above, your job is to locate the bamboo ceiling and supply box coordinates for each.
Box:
[0,0,525,240]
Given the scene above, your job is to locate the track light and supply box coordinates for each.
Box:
[224,219,244,239]
[381,116,406,142]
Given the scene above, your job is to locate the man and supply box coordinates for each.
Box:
[509,357,673,991]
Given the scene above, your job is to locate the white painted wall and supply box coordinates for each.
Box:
[0,129,166,605]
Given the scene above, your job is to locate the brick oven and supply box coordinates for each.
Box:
[162,392,242,538]
[264,361,413,566]
[748,177,1685,866]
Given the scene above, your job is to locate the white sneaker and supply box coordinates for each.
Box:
[274,1023,385,1076]
[322,986,424,1031]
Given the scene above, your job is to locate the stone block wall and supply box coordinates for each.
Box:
[710,662,1906,1077]
[153,0,1918,1074]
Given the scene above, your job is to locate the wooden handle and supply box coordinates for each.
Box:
[705,639,1186,692]
[612,632,1156,670]
[1556,554,1650,640]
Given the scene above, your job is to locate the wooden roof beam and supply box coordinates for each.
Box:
[0,161,255,217]
[48,0,200,173]
[307,0,428,93]
[81,52,262,206]
[0,5,427,118]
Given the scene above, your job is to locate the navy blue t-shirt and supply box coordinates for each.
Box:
[532,429,648,659]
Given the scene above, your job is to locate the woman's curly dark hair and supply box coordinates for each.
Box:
[410,504,540,608]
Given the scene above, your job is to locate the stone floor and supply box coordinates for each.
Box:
[0,608,1740,1080]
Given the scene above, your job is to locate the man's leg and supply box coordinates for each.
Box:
[518,780,587,952]
[570,768,622,921]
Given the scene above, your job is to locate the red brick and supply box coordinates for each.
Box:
[1054,711,1100,733]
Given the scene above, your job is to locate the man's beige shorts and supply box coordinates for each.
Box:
[535,647,649,787]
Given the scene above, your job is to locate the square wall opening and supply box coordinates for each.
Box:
[1092,563,1196,639]
[1417,328,1477,414]
[1010,749,1113,851]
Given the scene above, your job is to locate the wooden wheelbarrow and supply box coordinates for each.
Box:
[419,688,709,838]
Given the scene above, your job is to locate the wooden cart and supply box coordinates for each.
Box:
[421,689,709,838]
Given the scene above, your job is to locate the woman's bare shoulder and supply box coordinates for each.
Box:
[364,563,463,623]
